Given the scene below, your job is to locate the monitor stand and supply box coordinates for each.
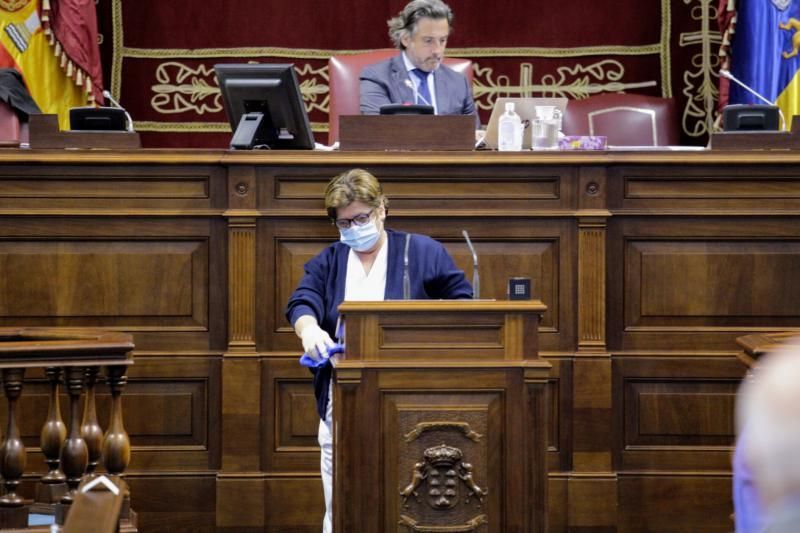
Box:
[230,112,265,149]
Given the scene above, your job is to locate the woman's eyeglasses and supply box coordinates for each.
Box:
[334,209,375,230]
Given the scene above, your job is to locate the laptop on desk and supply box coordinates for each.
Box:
[483,97,568,150]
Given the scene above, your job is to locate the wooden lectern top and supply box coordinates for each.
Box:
[336,299,548,366]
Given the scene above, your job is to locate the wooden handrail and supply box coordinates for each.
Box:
[0,328,135,530]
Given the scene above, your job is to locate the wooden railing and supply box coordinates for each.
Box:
[0,328,134,530]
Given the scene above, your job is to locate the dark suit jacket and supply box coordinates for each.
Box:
[359,54,478,127]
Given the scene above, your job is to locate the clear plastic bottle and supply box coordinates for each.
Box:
[498,102,523,151]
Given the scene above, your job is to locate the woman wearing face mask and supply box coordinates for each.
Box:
[286,168,472,533]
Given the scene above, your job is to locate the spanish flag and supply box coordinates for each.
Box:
[728,0,800,129]
[0,0,102,130]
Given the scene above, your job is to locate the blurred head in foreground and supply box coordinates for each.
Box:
[737,338,800,510]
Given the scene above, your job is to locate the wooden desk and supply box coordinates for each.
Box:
[0,148,791,531]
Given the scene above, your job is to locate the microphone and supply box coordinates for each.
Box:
[719,69,786,131]
[102,90,135,132]
[404,78,433,107]
[403,233,411,300]
[462,230,479,299]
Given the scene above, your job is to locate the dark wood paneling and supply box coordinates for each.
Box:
[545,358,572,473]
[259,165,577,211]
[264,477,325,532]
[0,216,227,352]
[262,358,323,473]
[613,356,745,472]
[618,474,733,532]
[608,164,800,211]
[7,150,797,531]
[0,164,226,210]
[608,217,800,351]
[127,475,217,533]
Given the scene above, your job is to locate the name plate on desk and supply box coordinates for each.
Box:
[28,114,141,150]
[710,131,800,151]
[339,114,474,151]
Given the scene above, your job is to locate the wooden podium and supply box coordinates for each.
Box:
[333,300,550,533]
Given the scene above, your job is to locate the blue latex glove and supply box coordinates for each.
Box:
[299,343,345,368]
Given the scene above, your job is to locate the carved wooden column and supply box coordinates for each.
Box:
[228,217,257,353]
[81,366,104,475]
[102,364,131,476]
[36,367,68,505]
[59,365,88,505]
[578,217,607,354]
[0,367,28,528]
[226,165,257,354]
[102,364,137,529]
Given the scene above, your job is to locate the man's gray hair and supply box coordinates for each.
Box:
[737,339,800,507]
[387,0,454,50]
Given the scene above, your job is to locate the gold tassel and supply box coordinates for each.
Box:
[43,0,51,9]
[76,70,83,85]
[66,60,74,77]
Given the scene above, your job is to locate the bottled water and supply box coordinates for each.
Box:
[498,102,523,151]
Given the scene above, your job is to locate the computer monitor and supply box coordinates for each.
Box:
[214,63,314,150]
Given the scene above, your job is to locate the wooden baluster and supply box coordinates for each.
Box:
[0,367,26,506]
[36,367,68,504]
[59,366,88,505]
[81,366,103,475]
[102,364,130,476]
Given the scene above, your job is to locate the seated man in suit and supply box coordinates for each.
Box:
[359,0,479,126]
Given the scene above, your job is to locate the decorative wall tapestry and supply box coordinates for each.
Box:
[96,0,722,148]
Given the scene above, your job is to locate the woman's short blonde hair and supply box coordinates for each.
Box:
[325,168,388,220]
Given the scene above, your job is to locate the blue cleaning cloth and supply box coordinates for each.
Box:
[299,343,345,368]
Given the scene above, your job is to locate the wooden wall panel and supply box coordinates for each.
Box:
[630,240,800,322]
[0,240,203,322]
[545,358,572,473]
[262,358,324,473]
[0,216,226,352]
[608,217,800,351]
[613,356,745,472]
[0,164,225,210]
[127,475,217,533]
[608,164,800,211]
[258,165,577,212]
[264,477,325,532]
[618,475,733,533]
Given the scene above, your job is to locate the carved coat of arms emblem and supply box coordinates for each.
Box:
[400,443,487,510]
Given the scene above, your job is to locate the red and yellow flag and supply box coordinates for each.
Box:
[0,0,102,130]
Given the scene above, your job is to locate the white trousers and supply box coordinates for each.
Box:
[318,382,333,533]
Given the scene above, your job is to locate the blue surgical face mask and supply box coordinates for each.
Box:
[339,220,380,252]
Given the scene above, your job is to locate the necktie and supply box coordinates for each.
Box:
[411,68,432,107]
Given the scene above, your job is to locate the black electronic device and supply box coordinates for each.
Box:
[214,63,314,150]
[69,107,127,131]
[379,104,434,115]
[722,104,781,132]
[508,277,531,300]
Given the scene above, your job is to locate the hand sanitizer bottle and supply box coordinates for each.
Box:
[498,102,523,151]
